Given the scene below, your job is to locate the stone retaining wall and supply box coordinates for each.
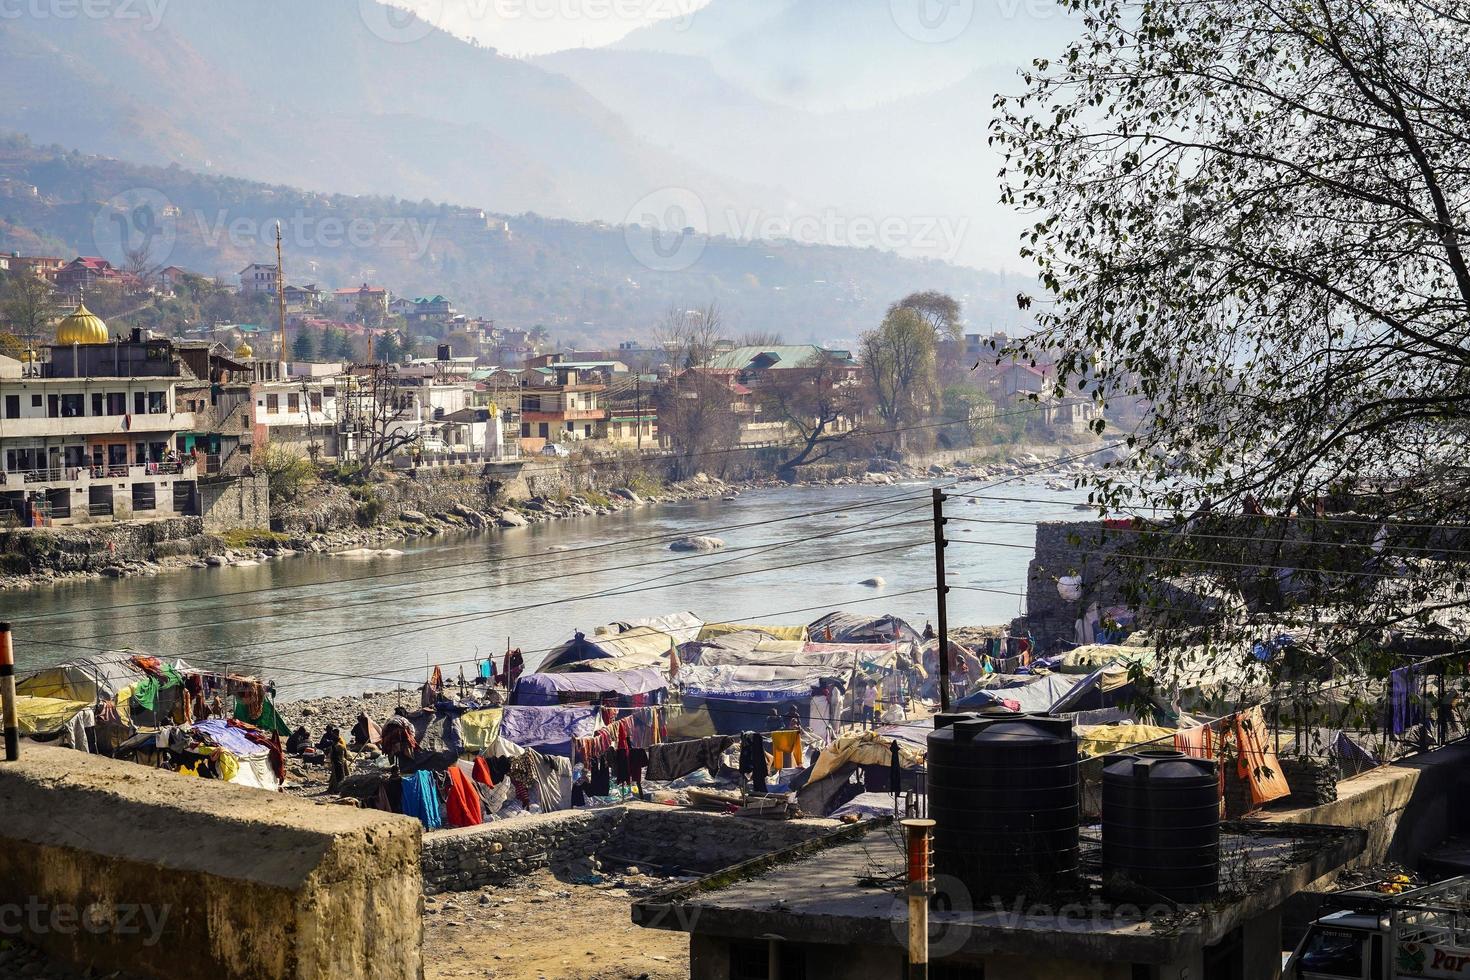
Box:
[420,803,838,894]
[0,516,212,577]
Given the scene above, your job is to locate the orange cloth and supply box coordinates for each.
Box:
[770,729,803,769]
[445,765,483,828]
[1234,707,1290,807]
[472,755,495,788]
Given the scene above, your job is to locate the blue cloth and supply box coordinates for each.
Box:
[500,705,603,756]
[190,719,268,758]
[1386,665,1424,736]
[512,669,667,707]
[401,771,444,830]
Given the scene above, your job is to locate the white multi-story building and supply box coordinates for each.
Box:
[0,307,198,525]
[239,264,277,296]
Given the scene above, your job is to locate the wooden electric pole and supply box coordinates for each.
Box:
[932,488,951,714]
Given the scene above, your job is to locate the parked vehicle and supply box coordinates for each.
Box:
[1286,876,1470,979]
[540,443,571,458]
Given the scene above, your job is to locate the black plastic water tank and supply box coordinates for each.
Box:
[1102,750,1219,902]
[927,713,1079,902]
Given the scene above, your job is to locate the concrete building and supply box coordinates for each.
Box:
[517,369,606,451]
[239,264,277,296]
[0,306,198,525]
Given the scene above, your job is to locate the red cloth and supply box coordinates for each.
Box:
[472,756,495,788]
[444,765,483,828]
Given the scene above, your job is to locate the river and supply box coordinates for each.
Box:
[5,478,1092,698]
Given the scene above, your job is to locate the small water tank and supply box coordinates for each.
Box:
[1102,750,1219,902]
[927,713,1079,902]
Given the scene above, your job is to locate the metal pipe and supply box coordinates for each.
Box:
[1,622,19,761]
[903,818,936,980]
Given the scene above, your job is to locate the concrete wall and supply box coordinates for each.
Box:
[0,745,423,980]
[420,803,836,894]
[0,516,211,577]
[198,474,271,532]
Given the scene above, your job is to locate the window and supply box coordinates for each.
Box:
[266,394,279,414]
[107,445,128,467]
[1297,928,1367,978]
[288,393,300,413]
[148,392,166,414]
[521,423,530,437]
[131,483,156,511]
[30,394,41,408]
[60,394,84,418]
[47,394,58,418]
[106,393,126,416]
[92,393,104,416]
[538,423,549,438]
[4,395,17,419]
[310,392,322,411]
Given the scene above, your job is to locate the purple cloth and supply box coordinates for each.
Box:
[1386,665,1424,736]
[511,669,667,707]
[499,705,603,756]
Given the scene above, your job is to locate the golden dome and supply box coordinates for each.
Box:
[55,303,110,345]
[235,341,254,359]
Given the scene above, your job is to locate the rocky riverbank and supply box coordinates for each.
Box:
[0,445,1109,592]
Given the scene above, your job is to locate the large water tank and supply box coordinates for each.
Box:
[1102,750,1219,902]
[927,713,1079,902]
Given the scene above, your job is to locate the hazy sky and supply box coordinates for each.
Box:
[385,0,714,56]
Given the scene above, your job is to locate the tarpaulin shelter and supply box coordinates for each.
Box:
[693,638,861,675]
[536,626,676,674]
[15,696,93,751]
[597,611,704,646]
[499,705,604,756]
[189,719,281,791]
[697,622,809,643]
[807,611,922,646]
[960,673,1076,714]
[512,668,667,707]
[677,664,844,742]
[797,731,925,816]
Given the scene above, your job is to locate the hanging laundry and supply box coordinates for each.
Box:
[401,770,445,830]
[444,765,483,828]
[1385,664,1426,736]
[1233,707,1290,806]
[770,729,803,769]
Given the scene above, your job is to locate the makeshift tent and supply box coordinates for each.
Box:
[678,664,844,742]
[511,669,667,707]
[596,612,704,646]
[16,696,93,751]
[693,639,860,673]
[959,673,1075,714]
[807,611,922,646]
[536,626,675,674]
[697,622,809,643]
[499,705,604,756]
[690,629,806,659]
[17,654,143,703]
[797,731,925,816]
[1077,723,1176,759]
[459,708,504,752]
[189,719,281,791]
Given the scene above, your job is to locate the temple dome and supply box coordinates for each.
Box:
[235,341,254,359]
[55,303,109,345]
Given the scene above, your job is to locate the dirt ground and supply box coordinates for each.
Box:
[422,868,690,980]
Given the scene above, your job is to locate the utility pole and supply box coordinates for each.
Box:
[1,623,19,761]
[932,488,951,714]
[274,223,287,369]
[635,376,643,452]
[902,818,935,980]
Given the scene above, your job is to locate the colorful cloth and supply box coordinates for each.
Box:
[444,765,483,828]
[770,729,803,769]
[401,770,444,830]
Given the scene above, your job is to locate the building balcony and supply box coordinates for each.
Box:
[521,409,606,423]
[0,412,195,439]
[0,460,198,491]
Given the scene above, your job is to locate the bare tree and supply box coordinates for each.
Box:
[655,369,741,479]
[0,271,57,347]
[736,330,785,348]
[760,353,869,475]
[653,301,725,370]
[858,307,938,453]
[344,364,420,470]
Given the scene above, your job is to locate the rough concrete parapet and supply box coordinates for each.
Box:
[0,745,424,980]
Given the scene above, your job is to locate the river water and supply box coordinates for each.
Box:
[6,479,1091,698]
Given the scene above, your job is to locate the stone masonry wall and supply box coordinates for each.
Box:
[420,803,838,894]
[198,474,270,532]
[0,516,212,577]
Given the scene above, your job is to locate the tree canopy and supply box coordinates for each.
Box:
[992,0,1470,670]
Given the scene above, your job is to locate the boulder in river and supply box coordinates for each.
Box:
[499,511,529,527]
[400,510,430,523]
[669,536,725,552]
[859,576,886,588]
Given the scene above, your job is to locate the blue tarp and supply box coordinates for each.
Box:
[190,719,269,758]
[499,705,604,756]
[512,669,667,707]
